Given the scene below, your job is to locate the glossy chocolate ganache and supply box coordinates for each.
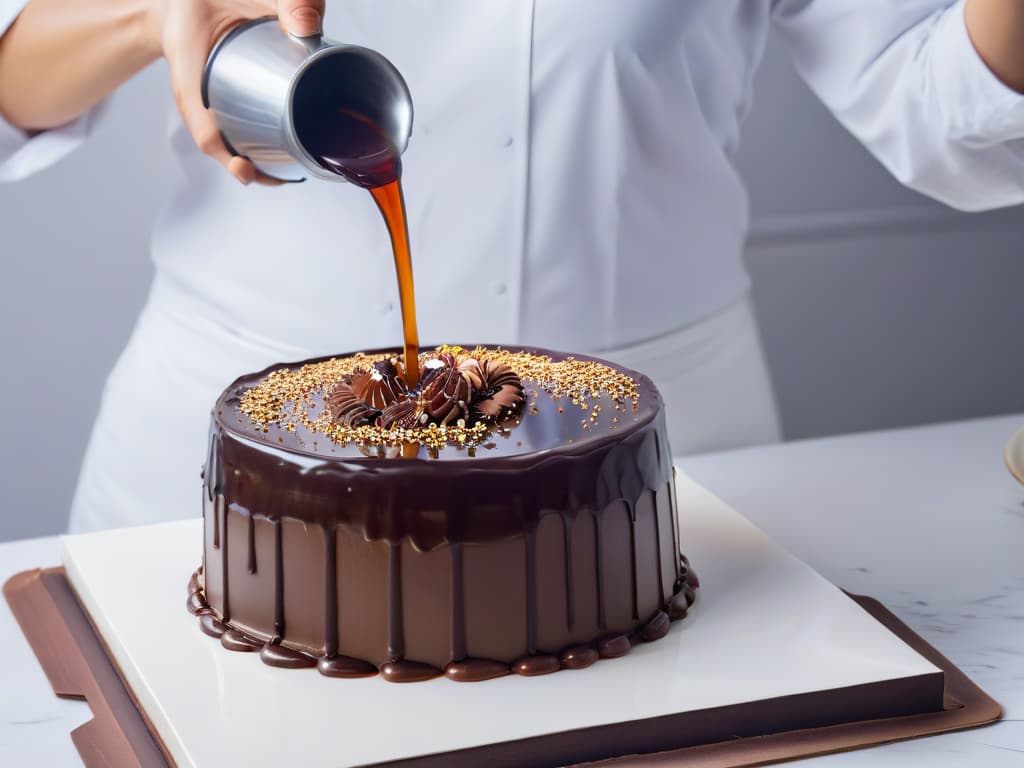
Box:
[190,345,698,682]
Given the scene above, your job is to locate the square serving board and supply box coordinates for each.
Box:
[60,471,940,767]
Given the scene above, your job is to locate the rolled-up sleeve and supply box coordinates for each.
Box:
[773,0,1024,211]
[0,1,105,182]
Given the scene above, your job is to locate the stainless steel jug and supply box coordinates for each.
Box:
[202,18,414,183]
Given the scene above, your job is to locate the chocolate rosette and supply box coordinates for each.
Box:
[460,358,525,422]
[328,350,524,432]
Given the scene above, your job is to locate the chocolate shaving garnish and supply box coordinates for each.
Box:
[328,382,380,427]
[350,360,406,409]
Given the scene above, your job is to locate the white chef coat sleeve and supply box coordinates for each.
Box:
[0,1,106,183]
[772,0,1024,211]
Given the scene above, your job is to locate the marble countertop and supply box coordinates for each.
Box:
[2,414,1022,766]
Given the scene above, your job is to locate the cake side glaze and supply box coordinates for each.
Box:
[191,346,698,681]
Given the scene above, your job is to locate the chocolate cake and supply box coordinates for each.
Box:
[188,346,698,682]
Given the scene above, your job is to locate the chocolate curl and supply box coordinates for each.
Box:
[350,360,406,410]
[466,359,525,422]
[420,356,472,425]
[327,382,380,427]
[377,398,426,429]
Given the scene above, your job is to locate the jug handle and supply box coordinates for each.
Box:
[290,32,326,56]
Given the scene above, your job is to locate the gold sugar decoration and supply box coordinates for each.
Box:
[238,347,639,450]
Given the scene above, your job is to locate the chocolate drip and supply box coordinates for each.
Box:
[562,515,575,632]
[221,499,230,621]
[627,501,639,621]
[212,347,669,553]
[387,541,404,661]
[205,434,218,503]
[188,542,699,681]
[272,520,284,640]
[246,512,257,575]
[197,347,693,682]
[652,490,666,606]
[594,508,606,631]
[323,526,338,657]
[668,468,681,580]
[525,521,538,655]
[449,542,466,661]
[212,496,220,549]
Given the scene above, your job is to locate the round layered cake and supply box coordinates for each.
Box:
[188,345,698,682]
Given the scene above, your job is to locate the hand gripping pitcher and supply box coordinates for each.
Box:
[202,17,414,186]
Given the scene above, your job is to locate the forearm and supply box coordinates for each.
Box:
[965,0,1024,93]
[0,0,160,131]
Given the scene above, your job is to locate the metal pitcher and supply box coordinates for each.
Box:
[202,18,414,183]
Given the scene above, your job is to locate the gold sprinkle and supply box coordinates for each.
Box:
[238,347,640,453]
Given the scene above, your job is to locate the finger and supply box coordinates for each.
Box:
[228,156,258,185]
[253,171,287,187]
[277,0,325,37]
[165,22,253,185]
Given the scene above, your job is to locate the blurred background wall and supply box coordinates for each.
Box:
[2,34,1023,541]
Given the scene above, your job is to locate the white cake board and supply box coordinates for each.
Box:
[60,471,939,768]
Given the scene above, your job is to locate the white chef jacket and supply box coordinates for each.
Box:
[3,0,1024,530]
[4,0,1024,351]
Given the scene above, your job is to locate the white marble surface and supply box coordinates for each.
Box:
[2,414,1023,766]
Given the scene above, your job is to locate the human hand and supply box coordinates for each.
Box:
[150,0,326,185]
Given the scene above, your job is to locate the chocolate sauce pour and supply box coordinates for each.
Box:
[291,89,419,386]
[193,348,697,681]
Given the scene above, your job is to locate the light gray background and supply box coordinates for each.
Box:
[2,37,1023,542]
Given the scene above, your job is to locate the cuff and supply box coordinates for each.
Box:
[0,102,106,183]
[930,0,1024,145]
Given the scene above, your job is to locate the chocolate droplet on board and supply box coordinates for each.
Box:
[381,661,443,683]
[186,591,210,616]
[260,643,317,669]
[559,646,599,670]
[668,593,689,621]
[597,634,631,659]
[198,614,227,638]
[685,567,700,589]
[513,655,561,676]
[641,610,670,642]
[317,655,378,678]
[445,658,510,682]
[221,629,262,652]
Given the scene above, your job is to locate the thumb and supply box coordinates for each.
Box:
[277,0,325,37]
